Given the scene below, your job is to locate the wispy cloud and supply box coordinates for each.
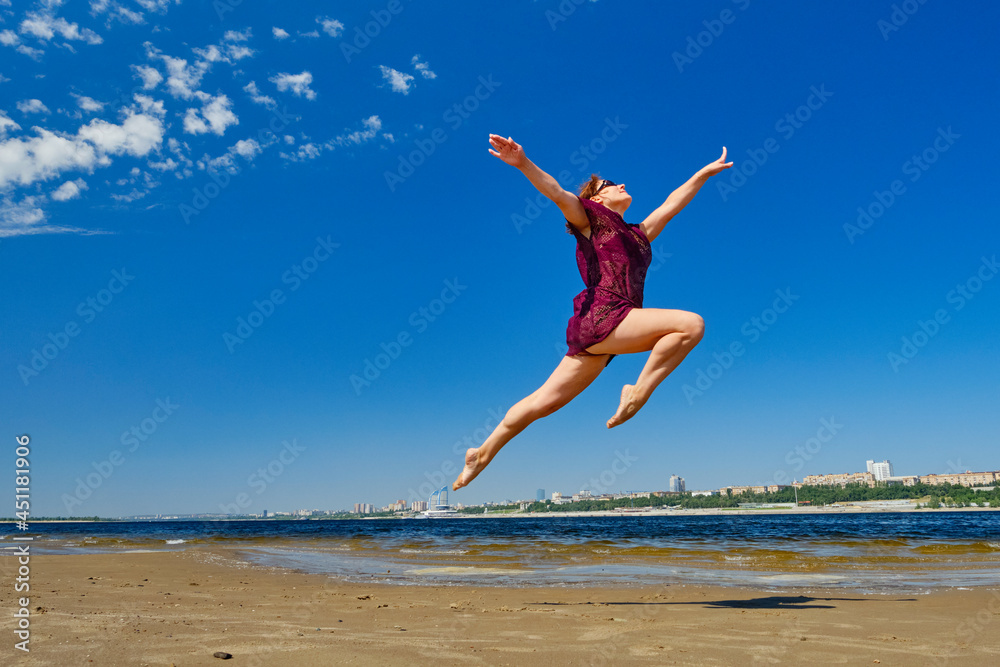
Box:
[269,71,316,100]
[412,55,436,79]
[379,66,414,95]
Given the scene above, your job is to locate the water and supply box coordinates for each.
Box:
[5,512,1000,592]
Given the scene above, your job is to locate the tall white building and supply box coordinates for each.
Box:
[866,459,893,481]
[668,474,686,493]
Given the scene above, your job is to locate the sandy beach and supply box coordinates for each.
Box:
[2,547,998,666]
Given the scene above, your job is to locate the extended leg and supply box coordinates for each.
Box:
[585,308,705,427]
[452,353,609,491]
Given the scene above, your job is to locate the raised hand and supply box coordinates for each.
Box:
[488,134,527,169]
[699,147,734,178]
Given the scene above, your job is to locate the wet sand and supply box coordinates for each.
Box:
[3,548,1000,666]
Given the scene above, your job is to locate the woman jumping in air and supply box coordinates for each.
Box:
[453,134,733,491]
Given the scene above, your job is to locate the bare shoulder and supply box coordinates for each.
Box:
[554,191,589,232]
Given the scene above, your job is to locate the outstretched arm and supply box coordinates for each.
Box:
[639,148,733,243]
[488,134,588,232]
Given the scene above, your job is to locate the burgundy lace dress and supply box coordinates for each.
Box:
[564,195,652,366]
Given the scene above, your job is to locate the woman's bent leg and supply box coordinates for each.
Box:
[584,308,705,427]
[452,353,609,490]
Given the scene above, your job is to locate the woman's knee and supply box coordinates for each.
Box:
[687,313,705,343]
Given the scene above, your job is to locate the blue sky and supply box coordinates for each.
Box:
[2,0,998,517]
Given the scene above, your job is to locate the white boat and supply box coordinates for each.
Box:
[419,505,460,518]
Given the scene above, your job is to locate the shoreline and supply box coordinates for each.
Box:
[17,505,1000,523]
[4,547,999,665]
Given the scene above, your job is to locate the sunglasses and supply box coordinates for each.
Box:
[593,179,617,195]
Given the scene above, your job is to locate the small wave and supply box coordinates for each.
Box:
[912,542,1000,555]
[398,548,468,555]
[165,539,186,545]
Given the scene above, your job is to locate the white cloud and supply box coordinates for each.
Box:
[0,94,165,190]
[90,1,145,26]
[379,66,414,94]
[223,29,251,42]
[147,136,193,177]
[316,16,344,37]
[279,116,384,162]
[19,11,103,45]
[232,138,261,159]
[297,30,319,39]
[412,55,437,79]
[272,27,289,40]
[269,71,316,100]
[17,99,51,114]
[0,112,21,137]
[146,43,210,100]
[0,30,19,47]
[193,41,254,64]
[0,194,102,237]
[243,81,276,109]
[51,177,88,201]
[328,115,382,148]
[131,64,163,89]
[182,94,238,136]
[74,94,105,113]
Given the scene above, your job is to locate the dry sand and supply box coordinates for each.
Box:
[3,547,1000,666]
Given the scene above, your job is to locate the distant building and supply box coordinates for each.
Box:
[801,472,876,488]
[720,484,791,495]
[411,501,428,512]
[867,460,894,481]
[920,471,998,487]
[536,488,545,501]
[668,475,685,493]
[690,490,719,497]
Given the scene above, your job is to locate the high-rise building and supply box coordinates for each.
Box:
[866,460,893,481]
[536,488,545,501]
[668,474,686,493]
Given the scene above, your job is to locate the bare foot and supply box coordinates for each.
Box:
[452,447,488,491]
[607,384,644,428]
